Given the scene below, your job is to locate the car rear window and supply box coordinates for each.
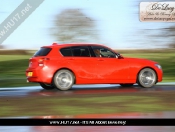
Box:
[33,47,52,57]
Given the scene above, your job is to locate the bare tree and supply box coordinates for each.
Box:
[162,26,175,48]
[0,45,5,49]
[52,9,99,43]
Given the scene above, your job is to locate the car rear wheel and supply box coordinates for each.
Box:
[120,84,134,87]
[39,83,55,90]
[53,69,74,91]
[137,68,157,88]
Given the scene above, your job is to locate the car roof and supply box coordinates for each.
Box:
[42,43,108,48]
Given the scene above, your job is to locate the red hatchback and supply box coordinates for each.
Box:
[26,43,163,90]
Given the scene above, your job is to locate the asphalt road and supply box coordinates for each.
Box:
[0,84,175,97]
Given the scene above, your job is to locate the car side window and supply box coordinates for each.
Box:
[91,46,117,58]
[60,47,72,56]
[71,46,90,57]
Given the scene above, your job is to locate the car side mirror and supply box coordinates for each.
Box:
[116,53,124,59]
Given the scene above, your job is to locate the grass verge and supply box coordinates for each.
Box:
[0,92,175,117]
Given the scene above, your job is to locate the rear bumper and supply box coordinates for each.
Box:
[26,66,53,84]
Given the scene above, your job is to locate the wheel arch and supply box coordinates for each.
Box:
[136,66,158,83]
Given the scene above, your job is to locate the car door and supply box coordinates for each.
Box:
[91,46,130,83]
[61,46,98,84]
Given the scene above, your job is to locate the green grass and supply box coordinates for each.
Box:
[0,79,39,87]
[0,55,32,79]
[0,92,175,117]
[0,50,175,87]
[0,55,36,87]
[0,55,31,61]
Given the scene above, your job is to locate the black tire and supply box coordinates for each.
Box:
[53,69,74,91]
[120,84,134,87]
[137,68,157,88]
[39,83,55,90]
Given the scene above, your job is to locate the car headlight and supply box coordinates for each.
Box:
[155,64,162,69]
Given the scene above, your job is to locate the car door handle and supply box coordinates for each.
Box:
[98,59,104,61]
[68,58,74,60]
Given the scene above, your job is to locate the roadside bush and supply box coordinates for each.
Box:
[0,50,29,55]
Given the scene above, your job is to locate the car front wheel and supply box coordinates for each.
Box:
[53,69,74,91]
[137,68,157,88]
[39,83,55,90]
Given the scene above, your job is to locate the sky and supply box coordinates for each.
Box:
[0,0,174,49]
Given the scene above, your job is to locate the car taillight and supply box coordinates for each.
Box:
[38,58,49,66]
[29,62,32,67]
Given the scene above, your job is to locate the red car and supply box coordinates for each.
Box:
[26,43,163,90]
